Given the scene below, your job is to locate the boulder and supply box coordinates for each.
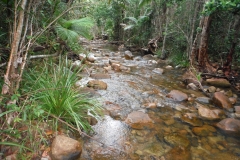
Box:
[87,53,96,62]
[165,65,173,69]
[192,125,217,136]
[206,78,231,87]
[216,118,240,136]
[207,86,216,93]
[124,111,154,129]
[111,63,121,72]
[124,50,133,60]
[197,104,225,120]
[166,90,188,101]
[79,53,86,61]
[152,68,164,75]
[50,135,82,160]
[212,92,233,109]
[196,97,210,104]
[87,80,107,90]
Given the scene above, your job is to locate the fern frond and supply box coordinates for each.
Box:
[55,24,79,44]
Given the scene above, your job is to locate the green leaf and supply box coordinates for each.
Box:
[124,24,135,30]
[124,17,138,24]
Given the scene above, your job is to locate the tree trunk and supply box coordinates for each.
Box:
[223,15,240,76]
[2,0,28,95]
[161,7,169,59]
[191,0,215,73]
[188,0,199,59]
[197,15,213,72]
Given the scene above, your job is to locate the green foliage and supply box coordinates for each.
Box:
[23,58,102,132]
[169,52,189,67]
[55,17,94,52]
[204,0,240,15]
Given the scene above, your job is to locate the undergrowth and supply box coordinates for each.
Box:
[0,57,102,159]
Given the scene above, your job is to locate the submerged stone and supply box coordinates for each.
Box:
[192,125,217,136]
[164,146,192,160]
[166,90,188,101]
[197,103,225,120]
[124,111,154,129]
[164,134,190,148]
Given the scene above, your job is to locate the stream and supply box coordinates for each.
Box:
[77,39,240,160]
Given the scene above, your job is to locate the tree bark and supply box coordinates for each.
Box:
[161,7,169,59]
[2,0,28,95]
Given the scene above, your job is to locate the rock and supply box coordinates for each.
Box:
[90,73,111,79]
[187,83,198,90]
[197,104,225,120]
[234,106,240,113]
[181,113,203,126]
[124,111,154,129]
[143,102,157,109]
[72,60,82,69]
[165,65,173,69]
[124,50,133,60]
[207,86,216,93]
[166,90,188,101]
[164,118,175,126]
[152,68,164,75]
[164,134,190,148]
[196,97,210,104]
[79,53,86,61]
[87,53,96,62]
[192,125,217,136]
[103,66,111,71]
[143,143,165,157]
[212,92,233,109]
[164,146,191,160]
[229,97,237,105]
[50,135,82,160]
[111,63,121,71]
[225,90,233,97]
[206,78,231,87]
[216,118,240,136]
[87,80,107,90]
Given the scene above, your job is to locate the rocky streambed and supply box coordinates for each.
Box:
[49,39,240,160]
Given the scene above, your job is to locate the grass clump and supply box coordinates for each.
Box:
[24,57,102,132]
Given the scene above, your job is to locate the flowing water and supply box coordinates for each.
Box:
[79,40,240,160]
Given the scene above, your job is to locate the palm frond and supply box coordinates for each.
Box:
[124,17,138,24]
[55,24,79,44]
[124,24,135,30]
[139,0,152,8]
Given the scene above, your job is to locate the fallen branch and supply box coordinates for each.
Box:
[201,73,227,79]
[29,53,59,59]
